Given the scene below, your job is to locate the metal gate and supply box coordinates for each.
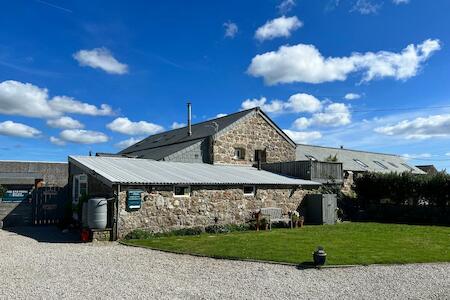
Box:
[32,186,68,225]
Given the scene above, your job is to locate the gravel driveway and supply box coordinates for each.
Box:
[0,227,449,300]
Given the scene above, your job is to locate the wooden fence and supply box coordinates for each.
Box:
[262,160,343,183]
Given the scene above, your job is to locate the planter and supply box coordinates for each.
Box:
[313,247,327,266]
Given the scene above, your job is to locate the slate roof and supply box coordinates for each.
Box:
[69,155,320,187]
[296,144,425,174]
[118,108,255,158]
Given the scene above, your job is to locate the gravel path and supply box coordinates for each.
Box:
[0,227,449,300]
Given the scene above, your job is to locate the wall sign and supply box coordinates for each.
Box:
[127,190,143,210]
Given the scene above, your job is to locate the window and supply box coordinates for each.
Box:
[174,185,190,197]
[353,159,369,168]
[254,149,267,163]
[401,163,414,171]
[243,185,255,196]
[234,148,245,160]
[73,174,88,203]
[388,162,399,168]
[305,155,317,161]
[373,161,388,170]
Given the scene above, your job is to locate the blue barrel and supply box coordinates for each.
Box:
[87,198,107,229]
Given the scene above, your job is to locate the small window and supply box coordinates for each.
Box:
[305,155,317,161]
[243,185,255,196]
[373,161,388,170]
[73,174,88,203]
[254,149,267,163]
[234,148,245,160]
[388,162,399,168]
[174,185,190,197]
[353,159,369,168]
[401,163,414,171]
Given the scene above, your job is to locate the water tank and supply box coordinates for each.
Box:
[88,198,107,229]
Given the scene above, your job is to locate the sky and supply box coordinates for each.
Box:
[0,0,450,170]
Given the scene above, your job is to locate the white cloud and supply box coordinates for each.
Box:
[247,39,440,85]
[49,96,113,116]
[49,136,66,146]
[0,80,114,118]
[107,117,164,135]
[375,114,450,139]
[73,47,128,75]
[402,153,431,160]
[283,129,322,144]
[47,116,84,129]
[223,21,238,38]
[171,122,186,129]
[277,0,296,14]
[351,0,381,14]
[59,129,109,144]
[292,103,351,129]
[115,137,143,149]
[241,93,322,114]
[344,93,361,100]
[0,121,41,138]
[446,152,450,157]
[393,0,409,4]
[255,16,302,41]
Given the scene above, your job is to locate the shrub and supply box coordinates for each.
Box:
[124,229,153,240]
[205,224,250,234]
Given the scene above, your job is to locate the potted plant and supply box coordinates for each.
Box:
[298,215,305,227]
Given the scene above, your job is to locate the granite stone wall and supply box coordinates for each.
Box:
[212,113,296,165]
[117,184,307,238]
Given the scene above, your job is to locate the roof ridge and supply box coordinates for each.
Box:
[296,143,401,157]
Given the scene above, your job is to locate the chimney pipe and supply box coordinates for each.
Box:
[187,102,192,136]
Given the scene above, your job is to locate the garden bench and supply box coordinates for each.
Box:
[260,207,291,230]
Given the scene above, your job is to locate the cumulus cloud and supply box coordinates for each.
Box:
[0,80,114,118]
[241,93,322,114]
[46,116,84,129]
[171,122,186,129]
[215,113,228,118]
[344,93,361,100]
[247,39,440,85]
[402,153,431,160]
[49,96,113,116]
[223,21,238,38]
[283,129,322,144]
[393,0,409,4]
[351,0,381,14]
[0,121,41,138]
[107,117,164,135]
[292,103,351,129]
[277,0,296,14]
[255,16,302,41]
[115,137,143,149]
[73,48,128,74]
[374,114,450,139]
[59,129,109,144]
[49,136,66,146]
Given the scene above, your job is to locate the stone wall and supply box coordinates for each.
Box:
[117,184,307,238]
[213,112,295,165]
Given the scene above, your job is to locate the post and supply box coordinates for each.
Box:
[187,102,192,136]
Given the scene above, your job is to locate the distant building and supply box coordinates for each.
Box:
[416,165,439,175]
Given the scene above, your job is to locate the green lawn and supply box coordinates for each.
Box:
[123,223,450,265]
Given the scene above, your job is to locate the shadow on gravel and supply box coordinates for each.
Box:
[296,262,319,270]
[4,226,80,243]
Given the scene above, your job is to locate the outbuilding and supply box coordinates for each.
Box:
[69,155,320,240]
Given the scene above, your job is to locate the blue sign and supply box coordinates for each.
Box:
[1,190,30,202]
[127,190,143,210]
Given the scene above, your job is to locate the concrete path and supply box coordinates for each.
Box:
[0,227,449,299]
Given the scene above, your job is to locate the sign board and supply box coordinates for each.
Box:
[1,190,30,202]
[127,190,143,210]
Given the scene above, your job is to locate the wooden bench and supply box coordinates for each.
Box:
[260,207,291,230]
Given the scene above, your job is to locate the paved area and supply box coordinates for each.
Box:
[0,227,449,299]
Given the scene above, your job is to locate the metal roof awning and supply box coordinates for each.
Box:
[69,156,321,187]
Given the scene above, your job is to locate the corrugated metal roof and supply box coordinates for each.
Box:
[69,156,320,187]
[296,144,425,174]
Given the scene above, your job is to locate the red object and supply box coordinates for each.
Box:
[81,229,90,242]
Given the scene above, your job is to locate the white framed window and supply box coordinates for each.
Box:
[243,185,255,196]
[305,155,317,161]
[174,185,191,197]
[388,162,399,168]
[401,163,414,171]
[73,174,88,203]
[353,159,369,169]
[234,148,245,160]
[373,161,388,170]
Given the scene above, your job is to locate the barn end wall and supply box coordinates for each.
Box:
[117,185,308,238]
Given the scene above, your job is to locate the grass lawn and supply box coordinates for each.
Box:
[123,222,450,265]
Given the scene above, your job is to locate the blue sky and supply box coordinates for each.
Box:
[0,0,449,169]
